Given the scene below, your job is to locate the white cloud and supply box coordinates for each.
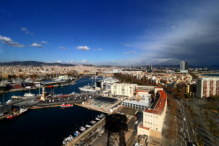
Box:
[124,51,135,54]
[125,44,131,47]
[31,43,43,48]
[57,60,62,63]
[0,35,24,48]
[70,60,74,63]
[82,60,87,63]
[20,27,34,35]
[21,27,27,31]
[76,46,90,51]
[41,41,47,44]
[99,48,102,51]
[59,47,66,49]
[66,61,69,63]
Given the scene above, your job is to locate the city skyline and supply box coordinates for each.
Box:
[0,0,219,66]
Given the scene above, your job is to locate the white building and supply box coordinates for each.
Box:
[196,77,219,98]
[137,90,167,145]
[122,94,151,110]
[111,83,137,97]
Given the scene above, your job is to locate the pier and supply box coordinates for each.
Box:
[66,117,106,146]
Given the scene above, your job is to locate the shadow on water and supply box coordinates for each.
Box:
[105,114,128,146]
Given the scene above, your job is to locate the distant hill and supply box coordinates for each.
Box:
[0,61,76,66]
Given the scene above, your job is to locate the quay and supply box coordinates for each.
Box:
[66,117,106,146]
[73,103,109,114]
[30,105,60,109]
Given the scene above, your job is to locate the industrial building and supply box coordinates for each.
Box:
[196,77,219,98]
[0,104,11,116]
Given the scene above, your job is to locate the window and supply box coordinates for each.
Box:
[156,116,158,119]
[156,128,158,130]
[148,122,149,124]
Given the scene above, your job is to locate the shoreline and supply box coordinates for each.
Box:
[0,77,84,94]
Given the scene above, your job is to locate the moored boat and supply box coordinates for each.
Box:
[79,126,86,132]
[85,124,91,128]
[90,120,96,124]
[7,108,28,119]
[74,131,80,136]
[60,103,73,108]
[62,135,73,145]
[95,117,100,121]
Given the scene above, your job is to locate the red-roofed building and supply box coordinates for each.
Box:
[137,90,167,145]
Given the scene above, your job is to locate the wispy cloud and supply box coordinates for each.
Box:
[20,27,34,35]
[57,60,62,63]
[125,44,131,47]
[31,43,43,48]
[99,48,102,51]
[0,35,24,47]
[76,46,90,51]
[59,47,66,50]
[124,51,135,54]
[41,41,47,44]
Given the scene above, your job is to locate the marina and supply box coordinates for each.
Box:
[0,76,105,146]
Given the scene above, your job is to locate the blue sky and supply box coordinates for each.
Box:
[0,0,219,66]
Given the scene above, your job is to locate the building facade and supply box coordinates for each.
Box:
[180,61,188,73]
[137,90,167,145]
[111,83,137,97]
[196,77,219,98]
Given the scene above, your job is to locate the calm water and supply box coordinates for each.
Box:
[202,74,219,77]
[0,76,97,103]
[0,76,101,146]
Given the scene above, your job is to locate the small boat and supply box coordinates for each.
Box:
[85,124,91,128]
[7,108,28,119]
[62,135,73,145]
[60,103,73,108]
[47,85,53,88]
[99,114,104,118]
[95,117,100,121]
[74,131,80,136]
[6,99,13,104]
[90,120,96,124]
[79,126,86,132]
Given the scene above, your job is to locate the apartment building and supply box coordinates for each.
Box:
[196,77,219,98]
[111,83,137,97]
[137,89,167,145]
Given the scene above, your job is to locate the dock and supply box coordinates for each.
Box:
[66,117,106,146]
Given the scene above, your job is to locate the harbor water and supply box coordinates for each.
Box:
[0,76,101,146]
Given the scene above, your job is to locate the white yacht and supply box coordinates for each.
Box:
[78,84,97,93]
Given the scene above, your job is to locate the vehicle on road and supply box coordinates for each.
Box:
[184,130,188,134]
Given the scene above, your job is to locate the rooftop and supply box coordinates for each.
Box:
[144,90,167,115]
[94,96,118,104]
